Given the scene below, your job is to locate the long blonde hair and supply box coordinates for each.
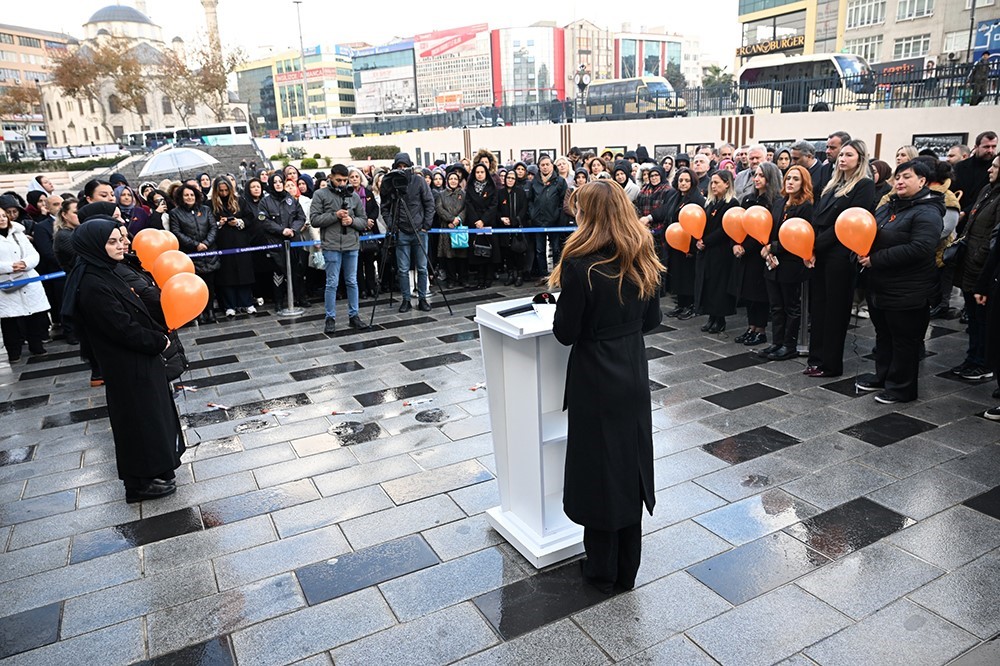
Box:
[549,180,664,301]
[823,139,871,197]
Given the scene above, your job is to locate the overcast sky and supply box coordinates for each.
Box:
[6,0,740,69]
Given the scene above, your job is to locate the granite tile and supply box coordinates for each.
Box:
[0,538,69,584]
[407,432,494,470]
[142,514,276,575]
[964,484,1000,521]
[869,467,989,520]
[855,435,965,479]
[381,460,493,504]
[703,382,786,410]
[653,448,730,490]
[200,479,319,528]
[701,426,800,464]
[0,489,77,526]
[134,636,236,666]
[840,413,937,447]
[0,602,61,660]
[782,462,896,510]
[290,360,364,381]
[70,507,204,564]
[616,635,719,666]
[401,352,472,371]
[694,489,819,545]
[271,485,393,538]
[643,482,728,535]
[340,335,404,352]
[784,497,914,560]
[453,619,611,666]
[341,494,466,550]
[949,635,1000,666]
[448,478,500,515]
[139,471,259,518]
[693,454,813,503]
[886,506,1000,570]
[651,421,727,458]
[213,524,351,590]
[422,513,506,561]
[313,454,423,497]
[942,445,1000,487]
[0,618,145,666]
[634,520,732,587]
[191,442,297,481]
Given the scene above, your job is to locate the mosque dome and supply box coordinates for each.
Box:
[85,5,155,26]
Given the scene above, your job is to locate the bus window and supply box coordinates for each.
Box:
[234,125,248,134]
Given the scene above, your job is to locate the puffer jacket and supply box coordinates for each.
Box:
[169,204,220,273]
[527,173,567,227]
[868,188,944,310]
[955,181,1000,293]
[0,222,50,318]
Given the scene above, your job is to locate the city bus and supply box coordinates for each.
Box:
[123,122,253,151]
[736,53,876,113]
[584,76,687,120]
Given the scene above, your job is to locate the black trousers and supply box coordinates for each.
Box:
[808,255,855,374]
[745,301,769,328]
[766,280,802,348]
[1,311,49,358]
[582,522,642,591]
[870,305,930,401]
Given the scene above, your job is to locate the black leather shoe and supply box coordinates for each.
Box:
[757,344,781,358]
[348,315,370,329]
[504,272,516,286]
[324,317,336,334]
[708,319,726,334]
[767,346,799,361]
[745,332,767,346]
[399,300,412,313]
[125,481,176,504]
[417,299,432,312]
[734,330,751,343]
[514,275,523,287]
[700,320,713,332]
[677,306,696,320]
[665,306,684,318]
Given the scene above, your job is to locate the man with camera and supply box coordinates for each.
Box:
[380,152,436,312]
[311,163,371,333]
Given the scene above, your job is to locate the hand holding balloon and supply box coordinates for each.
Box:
[835,207,877,256]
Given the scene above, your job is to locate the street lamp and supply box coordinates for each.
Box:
[293,1,312,139]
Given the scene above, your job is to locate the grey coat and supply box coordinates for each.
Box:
[311,187,367,252]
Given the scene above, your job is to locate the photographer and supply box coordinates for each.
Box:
[380,153,436,313]
[311,164,371,333]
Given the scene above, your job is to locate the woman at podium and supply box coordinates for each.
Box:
[550,180,664,594]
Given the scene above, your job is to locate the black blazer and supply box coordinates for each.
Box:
[812,178,876,259]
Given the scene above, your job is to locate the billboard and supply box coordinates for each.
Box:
[356,65,417,114]
[414,24,489,58]
[974,19,1000,60]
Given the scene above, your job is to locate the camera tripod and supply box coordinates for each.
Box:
[368,182,453,326]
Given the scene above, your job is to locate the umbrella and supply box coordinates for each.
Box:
[138,148,220,177]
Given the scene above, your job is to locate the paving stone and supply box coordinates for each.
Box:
[421,513,505,561]
[70,507,203,564]
[138,471,260,518]
[61,561,218,637]
[213,523,351,590]
[0,538,69,584]
[693,453,812,503]
[147,573,305,658]
[0,602,61,660]
[886,505,1000,570]
[379,546,528,622]
[456,618,610,665]
[805,599,978,665]
[191,442,297,481]
[855,436,965,479]
[329,602,498,666]
[407,432,494,470]
[616,635,720,665]
[271,485,393,538]
[313,454,422,497]
[694,489,819,546]
[7,499,140,550]
[796,541,944,619]
[381,459,493,504]
[573,572,731,660]
[142,514,276,576]
[448,478,500,515]
[941,445,1000,487]
[685,585,851,666]
[634,520,732,587]
[21,460,116,498]
[909,551,1000,639]
[867,467,989,520]
[652,421,727,458]
[230,588,396,666]
[781,462,896,510]
[653,448,730,490]
[643,482,728,535]
[0,618,145,666]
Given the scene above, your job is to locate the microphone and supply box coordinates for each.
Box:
[498,292,557,317]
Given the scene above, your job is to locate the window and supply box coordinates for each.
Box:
[846,0,886,28]
[45,102,52,118]
[0,68,20,82]
[0,33,13,45]
[0,51,15,62]
[89,98,95,114]
[77,99,83,114]
[56,102,62,120]
[93,126,99,140]
[893,33,931,59]
[18,36,41,49]
[61,130,66,144]
[113,125,124,140]
[135,96,147,115]
[108,95,121,114]
[897,0,933,20]
[965,0,994,8]
[844,35,884,62]
[944,30,970,53]
[83,127,88,141]
[162,96,172,114]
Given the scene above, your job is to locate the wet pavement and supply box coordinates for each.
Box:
[1,284,999,665]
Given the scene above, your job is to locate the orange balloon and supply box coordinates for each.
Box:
[151,250,195,287]
[133,228,172,269]
[722,206,747,243]
[161,230,179,251]
[835,207,877,256]
[665,222,692,253]
[678,203,707,239]
[161,273,209,330]
[778,217,815,261]
[743,205,772,245]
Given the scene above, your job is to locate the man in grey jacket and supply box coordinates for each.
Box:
[311,163,371,333]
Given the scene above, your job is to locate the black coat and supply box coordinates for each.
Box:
[169,205,219,274]
[498,185,531,270]
[553,254,661,530]
[75,266,183,481]
[31,217,59,274]
[729,192,771,304]
[239,195,271,273]
[766,199,813,283]
[53,227,76,273]
[867,188,944,310]
[659,190,704,298]
[527,174,567,227]
[215,208,256,287]
[466,181,500,265]
[956,182,1000,293]
[812,178,877,263]
[259,192,306,265]
[975,228,1000,369]
[695,198,740,316]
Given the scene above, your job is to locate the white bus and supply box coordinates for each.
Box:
[123,122,252,151]
[736,53,876,113]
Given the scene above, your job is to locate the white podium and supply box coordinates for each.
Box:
[475,297,584,569]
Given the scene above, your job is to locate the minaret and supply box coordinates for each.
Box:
[201,0,221,53]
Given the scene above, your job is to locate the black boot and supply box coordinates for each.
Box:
[515,273,524,287]
[504,271,516,286]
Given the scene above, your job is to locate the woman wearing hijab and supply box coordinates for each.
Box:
[261,173,307,309]
[196,172,213,199]
[660,156,675,184]
[466,163,500,289]
[62,217,183,503]
[115,185,151,236]
[662,168,705,319]
[498,169,530,286]
[774,147,792,175]
[211,176,256,317]
[636,166,676,295]
[695,170,740,333]
[612,161,641,202]
[0,207,50,363]
[169,183,219,323]
[550,180,663,594]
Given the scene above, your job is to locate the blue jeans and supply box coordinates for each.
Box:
[533,230,564,276]
[396,231,429,299]
[323,249,359,319]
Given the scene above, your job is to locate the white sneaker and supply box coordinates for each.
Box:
[246,306,257,314]
[856,306,870,319]
[225,309,236,318]
[256,298,264,307]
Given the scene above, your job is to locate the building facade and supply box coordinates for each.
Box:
[491,24,566,107]
[235,61,278,134]
[563,19,615,85]
[414,24,493,111]
[351,41,417,115]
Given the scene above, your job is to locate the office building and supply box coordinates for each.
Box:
[415,24,493,110]
[491,24,566,107]
[351,41,418,115]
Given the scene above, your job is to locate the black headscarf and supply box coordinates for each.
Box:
[61,217,121,320]
[78,201,119,223]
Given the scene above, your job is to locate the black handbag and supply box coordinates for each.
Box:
[472,236,493,258]
[510,233,527,254]
[162,330,189,382]
[941,236,966,267]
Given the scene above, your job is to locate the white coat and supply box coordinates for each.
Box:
[0,222,51,319]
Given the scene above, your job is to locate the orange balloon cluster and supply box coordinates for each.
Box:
[835,207,877,256]
[665,223,692,253]
[162,230,179,251]
[151,250,195,287]
[722,207,747,243]
[743,206,773,245]
[132,229,178,268]
[161,273,209,330]
[778,218,815,260]
[678,203,706,239]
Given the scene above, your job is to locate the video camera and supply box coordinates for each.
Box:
[382,169,411,200]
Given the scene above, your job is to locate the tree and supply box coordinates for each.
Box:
[0,86,42,153]
[157,51,202,130]
[664,62,688,95]
[702,65,735,96]
[193,44,245,122]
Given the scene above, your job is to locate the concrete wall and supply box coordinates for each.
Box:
[258,105,997,165]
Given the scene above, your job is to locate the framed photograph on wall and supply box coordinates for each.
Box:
[520,149,537,165]
[685,142,712,157]
[578,146,597,157]
[654,144,681,161]
[537,148,556,161]
[448,152,462,164]
[604,145,626,157]
[912,133,968,159]
[492,150,502,164]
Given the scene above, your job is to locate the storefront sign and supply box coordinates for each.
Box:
[736,34,805,57]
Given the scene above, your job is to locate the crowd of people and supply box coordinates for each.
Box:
[1,126,999,500]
